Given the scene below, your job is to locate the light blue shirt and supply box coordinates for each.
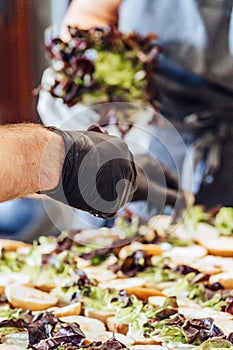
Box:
[119,0,233,90]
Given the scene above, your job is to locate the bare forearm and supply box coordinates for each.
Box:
[0,124,65,202]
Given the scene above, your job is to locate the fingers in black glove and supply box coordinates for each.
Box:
[41,127,137,219]
[132,154,186,215]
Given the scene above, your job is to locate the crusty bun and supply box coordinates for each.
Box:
[107,316,129,335]
[192,255,233,275]
[129,346,168,350]
[125,287,165,300]
[194,223,219,241]
[84,308,114,324]
[148,296,166,307]
[60,315,106,333]
[209,272,233,289]
[85,331,133,346]
[119,242,163,260]
[35,284,56,293]
[1,332,29,349]
[0,239,31,251]
[82,266,116,282]
[132,339,163,346]
[163,244,207,264]
[99,277,145,290]
[5,285,58,311]
[197,236,233,257]
[52,301,82,317]
[0,273,32,295]
[0,345,27,350]
[148,215,172,236]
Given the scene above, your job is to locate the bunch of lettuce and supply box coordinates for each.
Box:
[44,26,160,108]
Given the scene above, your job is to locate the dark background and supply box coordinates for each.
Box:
[0,0,54,124]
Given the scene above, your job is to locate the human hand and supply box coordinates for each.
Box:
[132,154,187,217]
[43,126,137,219]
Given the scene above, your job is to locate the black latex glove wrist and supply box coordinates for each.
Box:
[42,127,137,219]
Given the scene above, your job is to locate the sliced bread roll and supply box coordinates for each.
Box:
[197,236,233,257]
[82,266,116,282]
[60,315,106,333]
[0,239,31,251]
[5,285,58,311]
[0,273,32,295]
[131,338,162,346]
[148,215,172,236]
[74,227,119,246]
[35,284,56,293]
[107,316,129,335]
[194,223,219,241]
[193,255,233,275]
[163,245,207,264]
[52,302,82,317]
[209,272,233,289]
[119,242,162,260]
[0,345,27,350]
[125,287,165,300]
[85,331,133,346]
[99,277,145,290]
[1,332,29,349]
[84,308,114,324]
[129,346,168,350]
[148,296,167,307]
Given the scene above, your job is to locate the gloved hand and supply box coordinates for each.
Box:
[132,154,187,217]
[42,126,137,219]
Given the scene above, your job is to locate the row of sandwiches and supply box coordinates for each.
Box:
[0,207,232,349]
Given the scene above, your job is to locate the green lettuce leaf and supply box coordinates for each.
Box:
[194,339,233,349]
[183,205,211,231]
[81,286,117,312]
[215,207,233,236]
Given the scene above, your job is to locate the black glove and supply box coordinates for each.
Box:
[132,154,187,217]
[42,126,137,219]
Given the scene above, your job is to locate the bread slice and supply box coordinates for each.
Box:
[163,244,207,264]
[148,215,171,236]
[60,315,106,333]
[209,272,233,289]
[148,296,167,307]
[129,345,168,350]
[74,227,119,246]
[107,316,129,335]
[132,338,163,346]
[140,244,163,257]
[119,242,163,260]
[52,302,82,317]
[194,223,219,241]
[99,277,145,290]
[0,239,31,251]
[35,284,56,293]
[1,332,29,349]
[82,266,116,282]
[193,255,233,275]
[5,285,58,311]
[197,236,233,257]
[0,273,32,295]
[0,345,27,350]
[84,308,114,324]
[125,287,165,300]
[85,331,133,346]
[143,281,174,291]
